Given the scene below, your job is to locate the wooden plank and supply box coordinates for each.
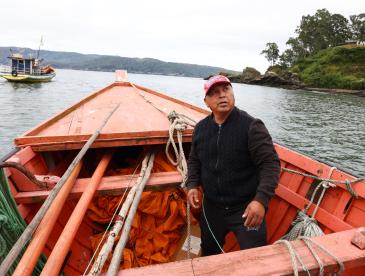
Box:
[121,229,365,275]
[20,83,116,137]
[266,164,306,241]
[14,172,183,203]
[323,190,353,234]
[132,83,210,115]
[6,146,36,165]
[15,81,208,150]
[16,131,194,151]
[275,144,365,198]
[25,135,194,152]
[275,184,353,232]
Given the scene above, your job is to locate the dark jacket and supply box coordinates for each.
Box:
[186,107,280,208]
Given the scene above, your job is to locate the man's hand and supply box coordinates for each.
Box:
[187,188,200,208]
[242,200,265,227]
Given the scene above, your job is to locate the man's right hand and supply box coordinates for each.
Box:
[187,188,200,208]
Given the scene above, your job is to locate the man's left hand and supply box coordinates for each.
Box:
[242,200,265,227]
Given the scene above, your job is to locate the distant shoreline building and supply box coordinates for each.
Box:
[343,39,365,46]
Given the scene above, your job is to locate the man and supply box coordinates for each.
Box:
[186,75,280,256]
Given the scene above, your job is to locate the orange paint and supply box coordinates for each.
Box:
[2,75,364,274]
[13,161,83,276]
[40,152,113,276]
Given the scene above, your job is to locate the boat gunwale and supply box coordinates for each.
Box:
[14,130,195,151]
[275,143,365,198]
[14,81,210,149]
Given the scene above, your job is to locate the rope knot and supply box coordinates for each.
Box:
[345,179,358,198]
[167,110,179,122]
[321,181,335,189]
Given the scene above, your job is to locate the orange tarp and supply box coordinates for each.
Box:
[88,189,197,270]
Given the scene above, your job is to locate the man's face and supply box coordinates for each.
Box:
[204,83,235,114]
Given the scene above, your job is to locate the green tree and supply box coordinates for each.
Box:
[260,42,279,66]
[328,14,351,46]
[296,9,351,53]
[296,9,332,53]
[279,49,295,68]
[350,13,365,41]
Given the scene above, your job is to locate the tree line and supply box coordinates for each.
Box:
[260,9,365,68]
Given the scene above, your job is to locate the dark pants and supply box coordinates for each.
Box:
[200,197,267,256]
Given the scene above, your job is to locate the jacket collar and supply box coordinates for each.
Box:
[210,106,238,126]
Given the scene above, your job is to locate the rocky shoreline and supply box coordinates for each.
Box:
[229,71,304,90]
[219,67,304,90]
[210,67,365,96]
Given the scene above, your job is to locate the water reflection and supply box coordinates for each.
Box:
[9,82,43,90]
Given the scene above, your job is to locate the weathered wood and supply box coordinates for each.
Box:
[0,104,120,276]
[13,161,83,276]
[20,83,116,137]
[40,151,113,276]
[88,153,151,275]
[276,184,353,232]
[14,171,183,203]
[14,81,208,150]
[121,229,365,275]
[275,144,365,198]
[107,153,155,276]
[16,132,194,151]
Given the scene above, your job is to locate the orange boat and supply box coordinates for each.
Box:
[0,71,364,275]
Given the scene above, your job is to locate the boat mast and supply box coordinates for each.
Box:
[36,36,43,60]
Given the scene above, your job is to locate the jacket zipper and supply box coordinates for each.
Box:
[215,124,221,169]
[215,124,222,203]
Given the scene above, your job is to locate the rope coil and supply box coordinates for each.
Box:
[166,110,196,188]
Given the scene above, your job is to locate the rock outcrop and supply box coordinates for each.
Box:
[214,66,304,90]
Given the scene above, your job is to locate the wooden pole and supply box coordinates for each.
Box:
[0,103,120,275]
[107,153,155,276]
[13,160,83,276]
[40,151,113,276]
[88,153,150,275]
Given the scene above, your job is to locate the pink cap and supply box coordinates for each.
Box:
[204,75,231,95]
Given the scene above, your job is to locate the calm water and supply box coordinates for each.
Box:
[0,69,364,177]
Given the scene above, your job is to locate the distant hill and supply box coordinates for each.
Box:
[0,47,237,78]
[291,44,365,90]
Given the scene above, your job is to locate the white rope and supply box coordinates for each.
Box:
[130,83,198,260]
[164,111,197,259]
[82,156,143,275]
[281,167,362,197]
[274,239,309,276]
[87,154,152,275]
[186,200,191,259]
[275,236,344,276]
[299,236,345,276]
[165,110,196,188]
[282,167,337,241]
[107,153,155,276]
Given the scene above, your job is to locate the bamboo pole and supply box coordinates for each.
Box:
[40,151,114,276]
[0,103,120,275]
[107,153,155,276]
[13,160,83,276]
[88,153,151,275]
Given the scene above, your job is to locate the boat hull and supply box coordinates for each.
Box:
[1,76,364,275]
[0,72,56,83]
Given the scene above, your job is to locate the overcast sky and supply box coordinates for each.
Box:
[2,0,364,73]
